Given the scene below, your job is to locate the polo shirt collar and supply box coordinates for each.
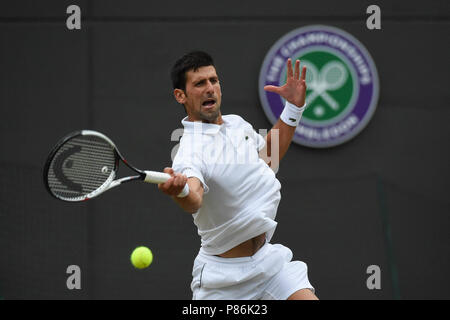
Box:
[181,116,224,135]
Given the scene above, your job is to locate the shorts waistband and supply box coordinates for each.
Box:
[197,241,270,265]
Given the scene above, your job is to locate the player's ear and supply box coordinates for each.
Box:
[174,89,187,104]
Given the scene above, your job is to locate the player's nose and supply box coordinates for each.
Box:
[205,80,214,93]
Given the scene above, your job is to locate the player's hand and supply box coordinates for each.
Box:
[263,58,307,107]
[158,167,188,197]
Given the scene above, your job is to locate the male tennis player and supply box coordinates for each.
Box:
[158,51,318,300]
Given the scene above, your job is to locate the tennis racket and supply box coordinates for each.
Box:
[43,130,189,202]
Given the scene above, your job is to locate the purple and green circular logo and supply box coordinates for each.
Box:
[259,25,379,148]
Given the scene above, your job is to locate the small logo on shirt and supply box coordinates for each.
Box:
[259,25,379,148]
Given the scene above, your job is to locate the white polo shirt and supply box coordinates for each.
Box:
[172,114,281,255]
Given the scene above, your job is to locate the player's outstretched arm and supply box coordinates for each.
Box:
[158,167,204,214]
[261,59,307,166]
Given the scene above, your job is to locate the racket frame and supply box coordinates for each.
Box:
[43,130,174,202]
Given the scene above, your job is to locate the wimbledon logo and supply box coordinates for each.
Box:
[259,25,379,148]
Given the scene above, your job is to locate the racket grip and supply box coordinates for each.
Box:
[143,171,190,198]
[144,171,171,184]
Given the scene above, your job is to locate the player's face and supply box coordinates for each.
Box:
[179,66,222,123]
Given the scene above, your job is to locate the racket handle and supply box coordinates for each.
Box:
[143,171,190,198]
[144,171,171,184]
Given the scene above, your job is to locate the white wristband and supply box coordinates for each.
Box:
[280,101,306,127]
[177,183,190,198]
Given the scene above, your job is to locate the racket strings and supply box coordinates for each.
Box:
[47,135,116,200]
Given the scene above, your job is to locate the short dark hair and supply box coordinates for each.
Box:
[170,51,215,91]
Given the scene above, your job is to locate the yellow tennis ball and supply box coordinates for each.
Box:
[131,246,153,269]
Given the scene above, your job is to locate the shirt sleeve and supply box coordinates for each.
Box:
[172,145,209,194]
[255,130,266,152]
[239,115,266,152]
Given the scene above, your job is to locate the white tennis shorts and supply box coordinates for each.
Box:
[191,242,314,300]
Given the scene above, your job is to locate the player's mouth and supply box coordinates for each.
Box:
[202,98,216,110]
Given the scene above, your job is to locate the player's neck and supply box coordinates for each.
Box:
[187,113,224,125]
[206,114,224,125]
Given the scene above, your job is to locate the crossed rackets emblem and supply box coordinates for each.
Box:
[302,60,348,112]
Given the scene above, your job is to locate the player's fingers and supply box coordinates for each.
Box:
[287,58,293,78]
[166,173,179,190]
[158,181,171,195]
[174,174,187,188]
[264,85,281,94]
[180,175,188,187]
[167,174,184,195]
[172,173,181,186]
[158,175,179,197]
[163,167,175,176]
[301,66,307,81]
[162,176,175,190]
[294,60,300,80]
